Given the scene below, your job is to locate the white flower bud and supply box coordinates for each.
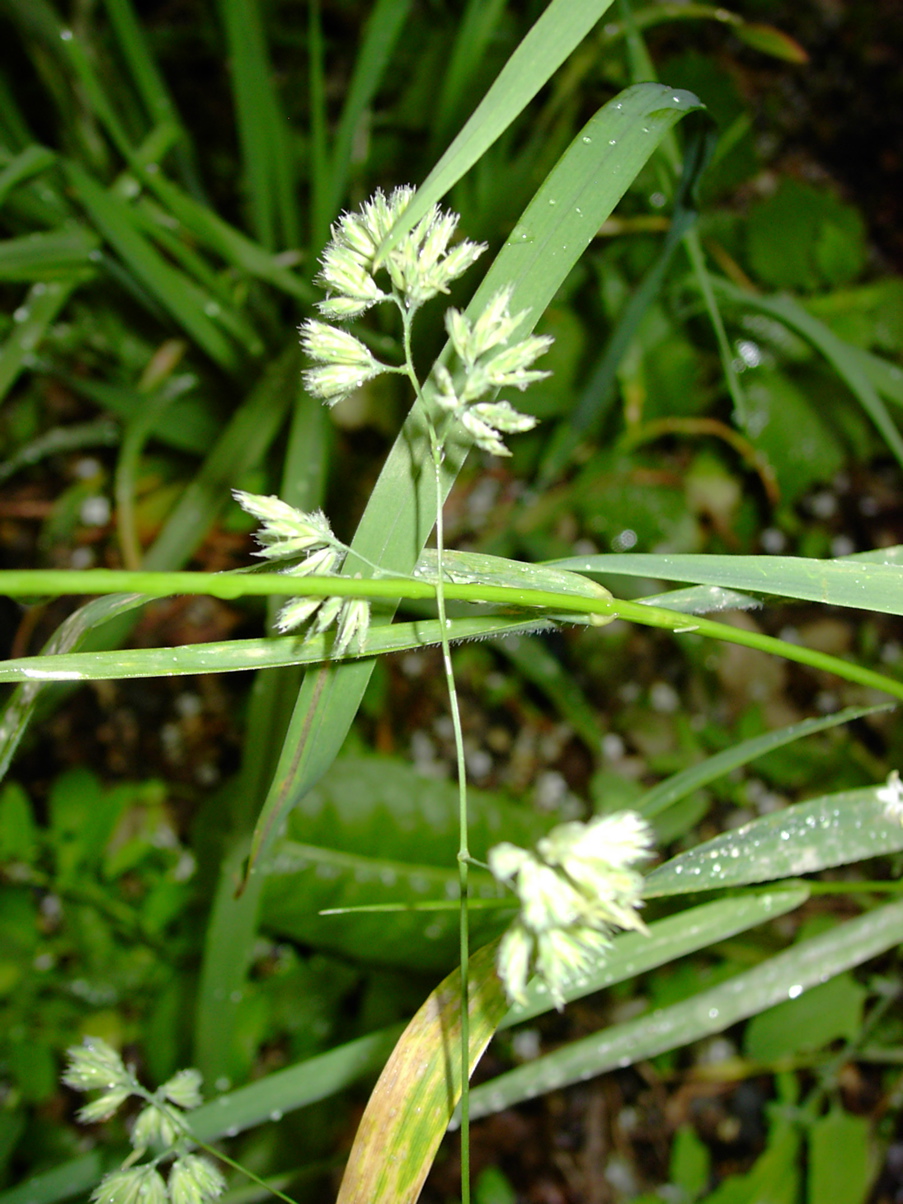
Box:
[312,595,345,635]
[77,1087,132,1123]
[489,811,653,1008]
[878,770,903,823]
[233,492,337,560]
[170,1155,225,1204]
[299,320,380,370]
[129,1103,179,1150]
[459,408,510,456]
[302,360,382,407]
[274,595,324,634]
[469,401,537,436]
[333,597,371,657]
[540,812,653,873]
[283,546,343,577]
[63,1037,130,1093]
[91,1167,167,1204]
[496,922,533,1005]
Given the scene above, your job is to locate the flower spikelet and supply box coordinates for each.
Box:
[299,318,387,407]
[169,1155,226,1204]
[878,769,903,823]
[233,490,367,642]
[162,1067,204,1110]
[63,1037,131,1093]
[91,1168,167,1204]
[313,186,486,321]
[433,290,551,455]
[489,811,653,1008]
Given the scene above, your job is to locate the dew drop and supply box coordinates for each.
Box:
[788,983,803,999]
[608,139,617,145]
[60,27,73,40]
[269,1109,283,1121]
[582,136,592,144]
[708,1007,719,1019]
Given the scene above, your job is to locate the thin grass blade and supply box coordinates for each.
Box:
[378,0,620,252]
[646,784,903,896]
[549,550,903,615]
[467,898,903,1121]
[637,704,893,818]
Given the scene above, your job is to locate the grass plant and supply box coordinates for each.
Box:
[1,2,902,1203]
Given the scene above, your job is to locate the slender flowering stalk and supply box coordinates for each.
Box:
[288,185,554,1204]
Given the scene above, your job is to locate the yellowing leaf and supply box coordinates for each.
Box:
[336,939,506,1204]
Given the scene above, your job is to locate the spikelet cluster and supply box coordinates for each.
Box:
[489,812,653,1008]
[233,490,370,655]
[63,1038,225,1204]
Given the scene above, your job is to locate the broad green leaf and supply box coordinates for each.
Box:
[807,1108,872,1204]
[550,549,903,616]
[744,973,865,1062]
[501,885,809,1028]
[261,755,550,970]
[466,898,903,1121]
[712,279,903,472]
[247,81,704,876]
[646,786,903,897]
[0,614,557,683]
[702,1111,801,1204]
[336,939,508,1204]
[264,840,508,971]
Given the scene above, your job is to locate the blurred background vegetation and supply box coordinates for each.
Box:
[0,1,902,1201]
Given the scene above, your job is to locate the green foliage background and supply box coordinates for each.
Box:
[0,1,902,1202]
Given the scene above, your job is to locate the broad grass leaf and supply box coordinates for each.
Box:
[551,549,903,616]
[645,786,903,897]
[261,755,550,970]
[336,939,507,1204]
